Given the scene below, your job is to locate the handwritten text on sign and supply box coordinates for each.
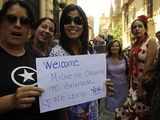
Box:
[36,54,106,113]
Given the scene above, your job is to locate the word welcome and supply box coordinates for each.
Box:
[43,59,79,70]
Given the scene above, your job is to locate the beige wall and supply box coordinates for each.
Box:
[121,0,160,48]
[99,15,110,37]
[128,0,146,27]
[88,16,94,40]
[121,0,148,48]
[0,0,3,9]
[153,0,160,32]
[39,0,45,18]
[66,0,77,4]
[40,0,53,18]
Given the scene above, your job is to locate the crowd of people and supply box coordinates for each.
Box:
[0,0,160,120]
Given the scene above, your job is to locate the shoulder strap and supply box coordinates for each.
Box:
[124,56,129,75]
[106,56,109,78]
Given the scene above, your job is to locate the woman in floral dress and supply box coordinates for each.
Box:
[116,15,157,120]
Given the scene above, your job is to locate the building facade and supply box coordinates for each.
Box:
[120,0,160,48]
[99,14,110,38]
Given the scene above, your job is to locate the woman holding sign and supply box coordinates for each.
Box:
[49,4,98,120]
[0,1,63,120]
[0,1,44,119]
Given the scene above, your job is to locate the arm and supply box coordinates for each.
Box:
[142,39,157,80]
[143,39,158,95]
[0,86,43,113]
[143,38,157,78]
[0,94,16,113]
[106,79,114,96]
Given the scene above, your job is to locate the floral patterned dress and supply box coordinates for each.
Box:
[49,45,99,120]
[115,38,151,120]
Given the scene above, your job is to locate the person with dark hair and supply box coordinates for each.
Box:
[0,0,35,26]
[49,4,98,120]
[52,4,89,55]
[99,40,128,120]
[0,1,61,120]
[30,17,56,57]
[88,40,95,54]
[117,15,157,120]
[153,31,160,62]
[155,31,160,50]
[147,32,160,120]
[156,31,160,42]
[150,43,160,120]
[105,34,113,46]
[93,34,106,53]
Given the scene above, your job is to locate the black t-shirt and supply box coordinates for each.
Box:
[0,47,63,120]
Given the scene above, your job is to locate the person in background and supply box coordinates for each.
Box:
[100,40,128,120]
[123,46,131,59]
[30,17,56,57]
[150,40,160,120]
[105,34,113,46]
[156,31,160,44]
[88,40,95,54]
[49,4,98,120]
[92,34,106,53]
[155,31,160,53]
[148,32,160,120]
[120,15,157,120]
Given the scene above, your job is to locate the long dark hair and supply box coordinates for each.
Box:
[60,4,88,55]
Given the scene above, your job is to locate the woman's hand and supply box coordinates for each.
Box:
[106,79,114,96]
[15,86,43,109]
[80,112,88,120]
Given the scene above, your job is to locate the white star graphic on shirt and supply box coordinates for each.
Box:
[18,69,35,83]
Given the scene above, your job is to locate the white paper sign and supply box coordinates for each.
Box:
[36,54,106,113]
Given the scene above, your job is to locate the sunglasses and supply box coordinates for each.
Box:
[64,16,83,25]
[4,14,31,26]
